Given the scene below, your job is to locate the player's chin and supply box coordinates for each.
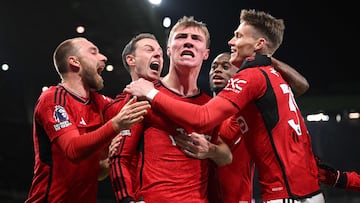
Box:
[95,78,105,90]
[213,81,226,88]
[147,73,159,81]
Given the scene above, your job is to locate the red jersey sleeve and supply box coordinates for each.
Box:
[36,89,118,162]
[151,93,235,132]
[345,171,360,192]
[103,92,142,201]
[218,116,242,149]
[151,68,265,132]
[110,121,144,201]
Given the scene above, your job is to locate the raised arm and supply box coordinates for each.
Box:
[316,157,360,192]
[124,78,237,132]
[271,57,309,97]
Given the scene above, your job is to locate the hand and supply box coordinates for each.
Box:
[315,156,340,187]
[111,96,150,132]
[98,158,110,181]
[108,134,123,158]
[124,78,156,100]
[174,132,212,160]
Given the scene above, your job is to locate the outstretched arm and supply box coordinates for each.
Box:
[124,78,237,132]
[55,97,150,162]
[271,57,309,97]
[345,171,360,192]
[316,156,360,192]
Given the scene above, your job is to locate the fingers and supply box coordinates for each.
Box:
[127,96,137,103]
[108,134,123,158]
[121,98,150,121]
[111,134,122,144]
[173,135,202,159]
[189,132,205,141]
[123,86,130,93]
[130,109,148,120]
[128,115,145,125]
[173,135,193,148]
[124,81,138,94]
[182,148,196,157]
[124,98,149,109]
[132,102,151,113]
[113,99,150,131]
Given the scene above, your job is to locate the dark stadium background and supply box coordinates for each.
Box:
[1,0,359,202]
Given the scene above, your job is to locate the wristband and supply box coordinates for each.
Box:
[146,89,159,101]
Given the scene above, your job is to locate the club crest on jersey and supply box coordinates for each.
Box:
[53,105,72,131]
[236,116,249,134]
[223,78,247,93]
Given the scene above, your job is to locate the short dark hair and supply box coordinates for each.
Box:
[122,33,157,72]
[240,9,285,54]
[53,37,85,77]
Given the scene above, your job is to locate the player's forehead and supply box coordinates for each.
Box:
[136,38,160,48]
[174,26,206,39]
[213,53,231,63]
[74,38,99,53]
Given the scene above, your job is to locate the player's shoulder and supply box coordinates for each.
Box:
[37,85,61,101]
[103,92,131,119]
[91,91,113,103]
[113,92,131,101]
[34,85,65,110]
[234,66,269,83]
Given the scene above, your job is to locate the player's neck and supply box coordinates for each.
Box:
[161,74,200,97]
[60,81,89,99]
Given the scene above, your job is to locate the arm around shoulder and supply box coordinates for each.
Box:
[271,57,309,97]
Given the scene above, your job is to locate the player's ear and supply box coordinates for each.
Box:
[126,55,136,66]
[255,38,266,51]
[203,48,210,60]
[69,56,79,66]
[68,56,80,72]
[166,46,171,57]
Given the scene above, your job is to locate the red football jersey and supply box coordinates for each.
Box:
[151,65,322,201]
[110,80,219,203]
[25,84,112,203]
[217,115,254,203]
[345,171,360,192]
[103,92,141,202]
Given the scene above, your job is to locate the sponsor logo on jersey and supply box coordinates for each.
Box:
[223,78,247,93]
[236,116,249,134]
[270,67,280,77]
[53,105,72,131]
